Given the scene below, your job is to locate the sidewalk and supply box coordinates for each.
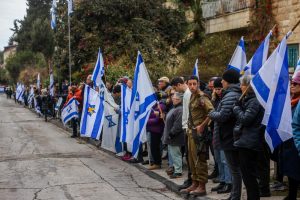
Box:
[134,155,286,200]
[30,109,288,200]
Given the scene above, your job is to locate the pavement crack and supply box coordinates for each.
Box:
[77,158,128,197]
[60,185,75,200]
[33,188,43,200]
[0,152,96,162]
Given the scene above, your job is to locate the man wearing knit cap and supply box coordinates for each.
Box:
[209,69,242,200]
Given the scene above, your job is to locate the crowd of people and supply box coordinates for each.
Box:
[8,68,300,200]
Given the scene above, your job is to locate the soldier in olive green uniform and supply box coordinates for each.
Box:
[180,76,213,196]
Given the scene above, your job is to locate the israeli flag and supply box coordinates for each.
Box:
[28,86,34,107]
[101,87,122,153]
[91,49,105,87]
[50,71,54,97]
[120,84,132,142]
[50,0,57,30]
[17,84,24,102]
[61,97,79,125]
[127,52,157,158]
[67,0,73,16]
[55,97,63,111]
[292,58,300,78]
[251,32,293,151]
[34,97,42,115]
[228,36,247,72]
[244,31,272,75]
[80,84,105,140]
[193,59,199,78]
[37,73,40,90]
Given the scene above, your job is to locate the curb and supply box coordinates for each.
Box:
[27,107,213,200]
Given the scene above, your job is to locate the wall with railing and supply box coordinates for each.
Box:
[202,0,251,19]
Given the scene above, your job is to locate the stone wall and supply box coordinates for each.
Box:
[205,9,251,34]
[273,0,300,44]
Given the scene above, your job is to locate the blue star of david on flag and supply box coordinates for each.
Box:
[105,115,117,127]
[66,106,72,113]
[124,108,130,124]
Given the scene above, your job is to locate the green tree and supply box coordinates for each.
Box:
[11,0,54,58]
[0,68,10,84]
[53,0,188,82]
[5,51,47,83]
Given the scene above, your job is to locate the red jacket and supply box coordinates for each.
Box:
[65,88,83,111]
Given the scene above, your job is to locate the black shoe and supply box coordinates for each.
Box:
[260,191,271,197]
[212,177,220,183]
[217,183,232,194]
[128,158,143,163]
[208,168,219,179]
[178,179,192,190]
[142,151,148,157]
[141,160,149,165]
[71,135,77,138]
[211,182,225,192]
[169,173,182,179]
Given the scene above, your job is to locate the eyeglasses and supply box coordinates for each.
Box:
[291,82,300,86]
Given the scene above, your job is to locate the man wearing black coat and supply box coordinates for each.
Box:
[208,69,242,200]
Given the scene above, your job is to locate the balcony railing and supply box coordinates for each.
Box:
[202,0,251,19]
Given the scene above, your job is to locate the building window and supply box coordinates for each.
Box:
[288,44,299,69]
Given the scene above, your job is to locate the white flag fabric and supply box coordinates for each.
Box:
[34,97,42,115]
[101,87,121,153]
[50,72,54,97]
[16,84,24,102]
[244,31,272,75]
[127,51,157,158]
[193,59,199,78]
[251,32,293,151]
[37,73,40,90]
[80,84,105,140]
[91,49,105,87]
[55,97,63,111]
[61,97,79,125]
[120,84,131,142]
[67,0,73,16]
[28,86,34,107]
[50,0,57,29]
[228,36,247,72]
[292,58,300,78]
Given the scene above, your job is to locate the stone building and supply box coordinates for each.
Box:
[202,0,300,70]
[2,44,17,68]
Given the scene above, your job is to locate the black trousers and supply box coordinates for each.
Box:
[287,177,299,200]
[72,118,78,136]
[150,132,162,165]
[238,148,260,200]
[256,142,270,194]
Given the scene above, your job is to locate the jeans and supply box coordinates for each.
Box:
[238,148,260,200]
[168,145,183,174]
[224,150,242,200]
[146,132,154,163]
[214,149,232,184]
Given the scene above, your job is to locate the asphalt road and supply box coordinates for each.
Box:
[0,94,182,200]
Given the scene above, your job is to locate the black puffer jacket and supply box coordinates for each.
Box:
[233,92,265,151]
[209,84,241,151]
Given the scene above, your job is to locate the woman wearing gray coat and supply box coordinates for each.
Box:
[163,92,185,179]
